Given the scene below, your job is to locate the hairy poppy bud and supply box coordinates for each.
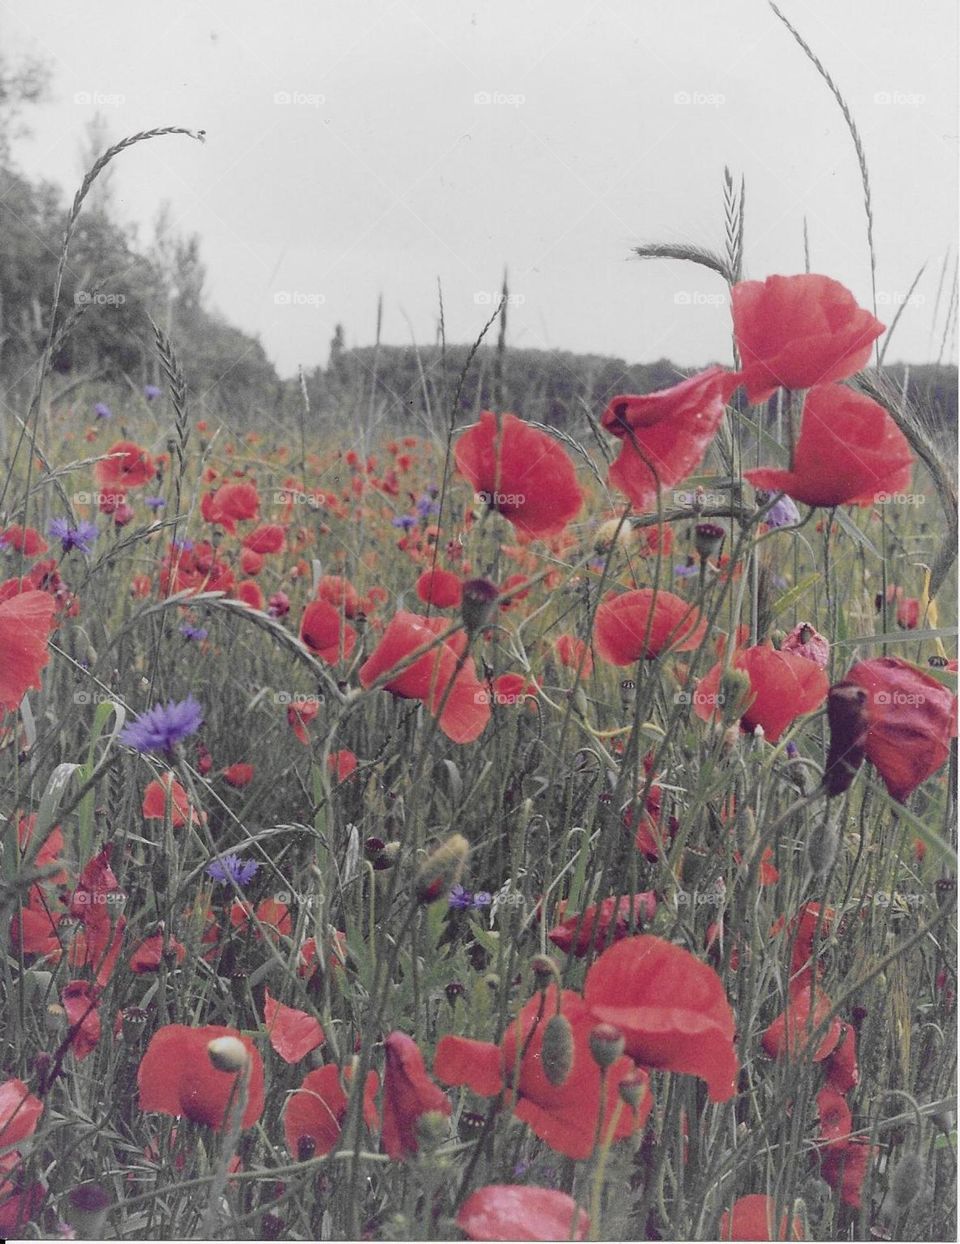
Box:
[541,1013,575,1086]
[807,810,841,878]
[531,954,560,990]
[889,1151,925,1209]
[66,1183,111,1238]
[461,578,499,633]
[719,667,753,724]
[694,522,725,560]
[415,833,469,904]
[207,1035,249,1074]
[416,1109,451,1151]
[824,683,869,796]
[588,1022,625,1069]
[619,1067,648,1110]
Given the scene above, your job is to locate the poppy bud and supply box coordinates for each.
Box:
[588,1022,625,1069]
[531,954,560,990]
[824,683,869,796]
[207,1035,250,1074]
[416,1109,451,1151]
[721,723,740,757]
[570,686,589,719]
[66,1182,111,1238]
[415,833,469,904]
[619,1067,648,1110]
[807,809,841,878]
[541,1013,575,1086]
[445,981,465,1005]
[694,522,725,560]
[889,1151,925,1209]
[461,578,499,633]
[719,667,753,723]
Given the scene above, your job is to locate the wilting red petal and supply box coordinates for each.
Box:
[264,990,324,1064]
[554,635,593,677]
[548,894,657,958]
[455,411,583,541]
[381,1031,451,1160]
[719,1193,803,1241]
[840,656,955,801]
[0,590,57,713]
[0,1080,43,1148]
[129,931,186,973]
[61,980,101,1060]
[142,774,200,827]
[762,984,841,1062]
[595,589,706,664]
[457,1185,590,1241]
[138,1024,265,1130]
[824,1023,859,1094]
[583,936,739,1102]
[283,1065,379,1159]
[732,274,884,403]
[433,1037,504,1097]
[694,643,829,742]
[300,599,357,663]
[745,385,912,507]
[602,367,736,512]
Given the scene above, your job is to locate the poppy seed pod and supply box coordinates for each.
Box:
[66,1182,111,1238]
[588,1022,626,1070]
[207,1035,250,1074]
[889,1151,925,1209]
[718,667,753,724]
[531,954,561,991]
[694,522,725,560]
[824,683,869,796]
[415,833,469,904]
[541,1013,575,1086]
[618,1067,648,1111]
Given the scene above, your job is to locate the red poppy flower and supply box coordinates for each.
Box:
[242,523,286,554]
[583,937,738,1101]
[454,411,583,541]
[0,525,48,556]
[200,481,260,534]
[762,984,842,1062]
[780,621,830,669]
[381,1031,452,1160]
[595,589,707,665]
[601,368,737,512]
[359,611,490,744]
[436,986,649,1161]
[416,568,463,609]
[838,656,955,801]
[457,1185,590,1242]
[315,575,362,617]
[240,548,263,576]
[284,1064,379,1159]
[129,930,186,974]
[0,589,57,713]
[327,749,358,782]
[96,440,155,490]
[17,815,67,884]
[223,762,254,788]
[783,902,836,992]
[694,643,829,743]
[299,600,357,664]
[0,1079,43,1148]
[491,673,538,707]
[719,1194,803,1241]
[138,1024,265,1129]
[824,1023,858,1094]
[230,898,292,941]
[548,894,657,957]
[817,1085,852,1142]
[61,980,101,1060]
[554,635,593,678]
[731,274,885,402]
[287,697,319,745]
[10,899,62,959]
[819,1136,874,1209]
[0,1152,44,1235]
[263,990,324,1064]
[745,386,913,507]
[142,774,201,827]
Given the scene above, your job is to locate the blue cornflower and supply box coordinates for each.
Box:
[759,491,801,529]
[94,401,113,420]
[674,562,700,579]
[145,496,166,511]
[449,884,492,910]
[415,495,440,519]
[172,538,194,551]
[143,384,162,401]
[120,695,203,754]
[785,741,799,759]
[179,624,208,642]
[391,514,417,531]
[206,854,259,886]
[49,518,99,554]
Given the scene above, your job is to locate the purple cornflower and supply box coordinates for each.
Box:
[785,741,799,759]
[49,518,99,554]
[179,624,208,642]
[449,884,492,910]
[172,538,194,551]
[145,496,166,511]
[120,695,203,755]
[206,854,259,886]
[759,491,801,529]
[391,514,417,531]
[143,384,162,401]
[94,402,112,420]
[415,494,440,519]
[674,561,700,579]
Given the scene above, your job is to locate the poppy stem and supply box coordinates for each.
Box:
[587,1095,626,1239]
[197,1058,249,1238]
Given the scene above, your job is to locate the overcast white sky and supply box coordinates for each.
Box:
[3,0,957,376]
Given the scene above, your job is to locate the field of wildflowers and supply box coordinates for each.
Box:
[0,37,957,1244]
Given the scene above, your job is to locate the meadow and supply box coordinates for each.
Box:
[0,52,958,1244]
